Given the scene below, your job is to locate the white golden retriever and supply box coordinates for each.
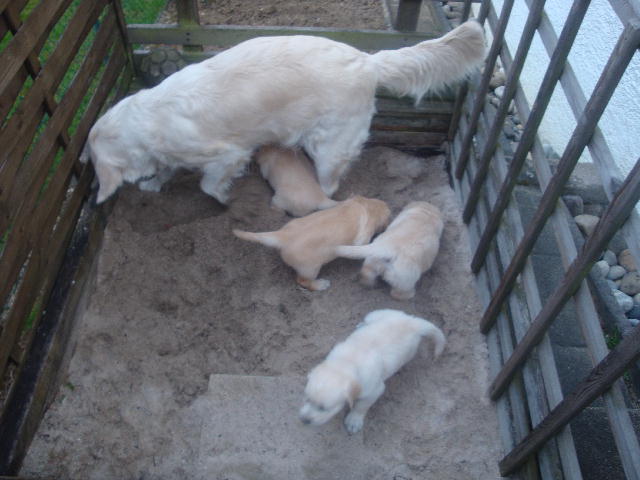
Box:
[233,196,390,290]
[83,22,485,203]
[335,201,444,299]
[300,309,445,433]
[256,145,337,217]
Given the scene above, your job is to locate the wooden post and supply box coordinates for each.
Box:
[395,0,421,31]
[176,0,202,52]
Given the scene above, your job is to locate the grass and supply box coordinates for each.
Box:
[605,326,633,384]
[22,301,42,333]
[605,327,622,350]
[122,0,168,24]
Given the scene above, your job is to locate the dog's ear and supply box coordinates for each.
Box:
[345,379,361,409]
[94,160,123,204]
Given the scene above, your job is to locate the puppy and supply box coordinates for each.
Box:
[299,309,445,433]
[233,196,390,290]
[83,22,485,203]
[256,145,338,217]
[335,201,444,300]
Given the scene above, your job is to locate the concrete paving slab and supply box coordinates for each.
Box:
[198,371,500,480]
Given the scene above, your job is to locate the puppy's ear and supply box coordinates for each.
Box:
[94,160,123,204]
[346,379,361,409]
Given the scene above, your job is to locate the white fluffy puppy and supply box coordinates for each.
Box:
[300,309,445,433]
[335,201,444,300]
[83,22,485,203]
[256,145,337,216]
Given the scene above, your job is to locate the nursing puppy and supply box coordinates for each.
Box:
[256,145,337,217]
[233,196,390,290]
[300,309,445,433]
[335,201,444,300]
[83,22,485,203]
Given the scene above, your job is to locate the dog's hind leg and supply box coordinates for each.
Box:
[304,110,373,196]
[200,150,250,204]
[344,382,385,434]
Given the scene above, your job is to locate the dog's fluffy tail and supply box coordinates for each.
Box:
[419,320,446,358]
[369,20,485,103]
[335,243,391,260]
[233,229,281,249]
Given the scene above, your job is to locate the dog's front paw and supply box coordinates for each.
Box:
[138,177,163,192]
[344,413,364,434]
[312,278,331,291]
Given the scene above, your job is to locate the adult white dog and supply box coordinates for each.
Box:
[84,22,485,204]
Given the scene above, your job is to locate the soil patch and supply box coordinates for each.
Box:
[159,0,390,30]
[22,148,502,478]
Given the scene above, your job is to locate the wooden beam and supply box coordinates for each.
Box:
[499,323,640,476]
[127,23,439,51]
[490,155,640,401]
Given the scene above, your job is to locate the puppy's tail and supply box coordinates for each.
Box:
[318,198,339,210]
[233,229,281,249]
[334,243,391,260]
[369,20,485,103]
[420,320,446,358]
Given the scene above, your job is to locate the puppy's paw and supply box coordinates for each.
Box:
[296,277,331,291]
[390,288,415,300]
[312,278,331,291]
[344,413,364,434]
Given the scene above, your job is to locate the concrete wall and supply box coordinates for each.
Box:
[491,0,640,175]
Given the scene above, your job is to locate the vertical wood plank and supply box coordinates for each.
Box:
[395,0,421,31]
[454,0,514,180]
[447,0,492,142]
[176,0,202,52]
[462,0,546,223]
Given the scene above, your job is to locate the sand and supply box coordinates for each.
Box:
[22,147,502,479]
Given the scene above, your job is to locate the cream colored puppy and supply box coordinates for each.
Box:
[335,201,444,300]
[256,145,338,217]
[299,309,445,433]
[233,196,390,290]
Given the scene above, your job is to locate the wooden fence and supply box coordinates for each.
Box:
[449,0,640,478]
[1,0,638,477]
[0,0,132,473]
